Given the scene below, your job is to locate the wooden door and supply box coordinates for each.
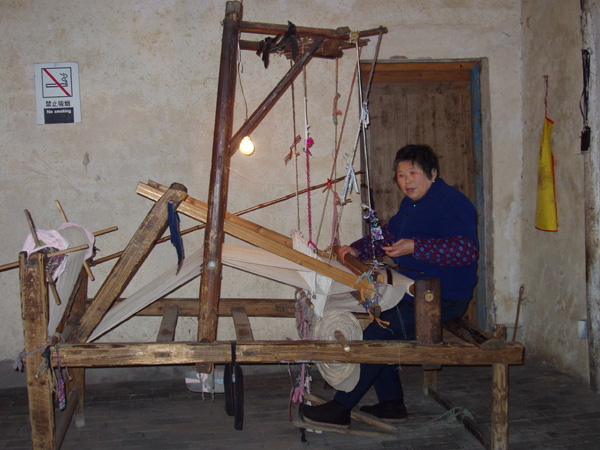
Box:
[361,62,476,223]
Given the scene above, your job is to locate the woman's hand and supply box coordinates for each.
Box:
[335,245,359,264]
[382,239,415,258]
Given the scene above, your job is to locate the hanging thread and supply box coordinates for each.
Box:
[289,60,302,231]
[544,75,549,118]
[303,64,316,250]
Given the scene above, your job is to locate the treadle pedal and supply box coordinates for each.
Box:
[292,418,397,438]
[303,393,396,431]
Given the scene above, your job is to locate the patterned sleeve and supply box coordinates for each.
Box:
[349,224,396,261]
[413,236,478,267]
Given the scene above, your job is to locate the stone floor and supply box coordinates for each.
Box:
[1,359,600,449]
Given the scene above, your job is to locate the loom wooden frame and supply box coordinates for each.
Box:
[18,3,523,450]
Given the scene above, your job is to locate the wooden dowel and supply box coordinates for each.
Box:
[0,245,89,273]
[93,226,118,237]
[334,330,351,353]
[512,285,524,341]
[24,209,62,306]
[55,200,95,281]
[0,261,19,272]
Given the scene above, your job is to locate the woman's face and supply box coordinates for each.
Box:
[395,160,437,201]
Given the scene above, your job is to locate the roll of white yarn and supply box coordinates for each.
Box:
[311,309,363,392]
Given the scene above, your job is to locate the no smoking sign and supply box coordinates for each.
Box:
[34,62,81,124]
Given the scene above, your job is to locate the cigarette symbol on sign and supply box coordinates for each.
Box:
[42,68,72,97]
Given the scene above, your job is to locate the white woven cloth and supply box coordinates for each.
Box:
[89,241,414,342]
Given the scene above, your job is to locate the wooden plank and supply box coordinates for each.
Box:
[156,305,179,343]
[106,297,297,318]
[68,183,188,344]
[137,183,375,297]
[360,62,477,84]
[292,418,395,438]
[444,318,505,350]
[230,306,254,342]
[52,340,524,367]
[20,252,56,450]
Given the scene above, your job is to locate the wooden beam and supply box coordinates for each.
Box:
[156,305,179,343]
[443,317,506,350]
[238,38,362,60]
[198,1,242,367]
[20,252,56,450]
[360,61,478,83]
[107,297,296,318]
[51,340,524,367]
[231,306,254,342]
[239,21,386,40]
[137,183,375,297]
[68,183,188,344]
[229,36,324,155]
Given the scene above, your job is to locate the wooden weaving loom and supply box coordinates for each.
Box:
[17,3,524,450]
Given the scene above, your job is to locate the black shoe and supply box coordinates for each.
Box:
[359,399,408,422]
[301,400,351,429]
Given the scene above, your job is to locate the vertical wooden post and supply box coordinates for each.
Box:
[415,277,441,393]
[197,1,242,371]
[491,324,509,450]
[20,252,56,450]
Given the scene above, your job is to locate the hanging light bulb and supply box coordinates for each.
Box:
[239,136,255,156]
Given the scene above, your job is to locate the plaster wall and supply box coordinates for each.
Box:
[0,1,526,373]
[519,0,588,379]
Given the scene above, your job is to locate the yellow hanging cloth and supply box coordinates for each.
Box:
[535,116,558,231]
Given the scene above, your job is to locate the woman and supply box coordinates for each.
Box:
[302,144,479,428]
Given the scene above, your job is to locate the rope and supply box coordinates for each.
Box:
[544,75,549,118]
[316,53,361,248]
[416,407,476,430]
[315,58,342,246]
[288,59,302,231]
[303,64,316,250]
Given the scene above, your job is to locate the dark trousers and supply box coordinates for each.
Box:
[333,294,469,410]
